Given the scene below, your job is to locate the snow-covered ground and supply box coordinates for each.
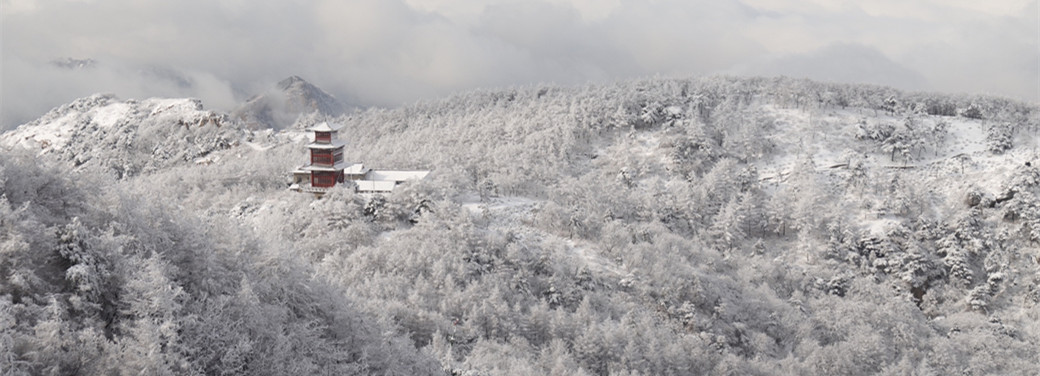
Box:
[462,194,630,285]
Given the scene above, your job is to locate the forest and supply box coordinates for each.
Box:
[2,76,1039,375]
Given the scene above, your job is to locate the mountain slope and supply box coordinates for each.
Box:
[3,76,1039,375]
[295,76,1040,374]
[0,151,441,375]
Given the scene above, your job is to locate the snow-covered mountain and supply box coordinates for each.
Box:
[233,75,346,129]
[2,76,1039,375]
[0,94,255,178]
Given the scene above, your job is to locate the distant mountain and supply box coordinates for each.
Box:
[0,94,252,178]
[233,76,346,129]
[50,57,97,70]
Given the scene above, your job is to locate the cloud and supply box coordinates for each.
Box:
[2,0,1036,129]
[0,57,238,129]
[737,0,1039,99]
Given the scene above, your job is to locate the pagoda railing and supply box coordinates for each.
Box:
[300,186,330,194]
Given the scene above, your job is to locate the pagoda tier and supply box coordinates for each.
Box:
[307,122,343,145]
[308,142,345,166]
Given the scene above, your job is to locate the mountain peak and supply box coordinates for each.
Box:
[234,76,346,130]
[276,75,308,90]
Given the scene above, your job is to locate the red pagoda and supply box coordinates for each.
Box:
[291,122,348,193]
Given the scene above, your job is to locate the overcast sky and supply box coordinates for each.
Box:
[2,0,1037,129]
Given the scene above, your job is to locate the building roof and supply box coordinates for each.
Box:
[343,163,368,175]
[306,121,344,133]
[355,180,398,193]
[365,170,430,182]
[302,161,350,172]
[306,140,347,149]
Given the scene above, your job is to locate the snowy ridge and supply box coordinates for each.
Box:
[1,94,118,152]
[0,94,255,178]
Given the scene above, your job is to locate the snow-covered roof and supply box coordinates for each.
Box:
[306,121,344,133]
[364,170,430,182]
[344,163,368,175]
[355,180,397,193]
[302,161,350,172]
[306,140,347,149]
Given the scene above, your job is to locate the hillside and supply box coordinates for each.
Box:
[2,76,1039,375]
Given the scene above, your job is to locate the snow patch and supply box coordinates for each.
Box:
[461,195,539,214]
[1,111,79,152]
[90,102,130,129]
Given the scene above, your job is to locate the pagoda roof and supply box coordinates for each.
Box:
[307,121,344,133]
[302,161,350,172]
[307,140,347,149]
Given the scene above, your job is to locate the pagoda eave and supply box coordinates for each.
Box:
[307,140,347,149]
[306,122,345,133]
[302,162,350,172]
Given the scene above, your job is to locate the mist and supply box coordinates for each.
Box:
[2,0,1036,129]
